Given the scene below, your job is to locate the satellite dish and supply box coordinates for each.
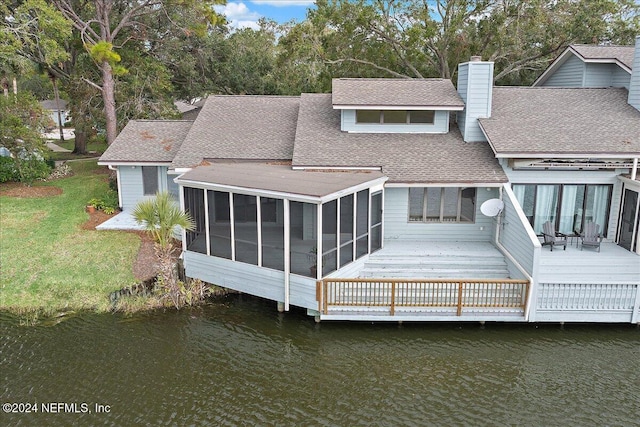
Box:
[480,199,504,217]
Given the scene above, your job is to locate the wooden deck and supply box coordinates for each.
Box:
[317,240,639,322]
[355,240,511,280]
[538,242,640,284]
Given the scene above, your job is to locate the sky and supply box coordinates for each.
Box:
[215,1,317,30]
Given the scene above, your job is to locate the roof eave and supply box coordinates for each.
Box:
[97,160,173,166]
[332,104,465,111]
[493,152,640,159]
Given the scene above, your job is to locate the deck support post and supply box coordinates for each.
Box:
[456,281,464,316]
[390,282,396,316]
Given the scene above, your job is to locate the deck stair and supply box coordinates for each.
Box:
[358,241,511,280]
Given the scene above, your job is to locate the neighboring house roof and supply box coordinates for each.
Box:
[177,162,387,198]
[172,95,300,169]
[534,43,634,86]
[99,120,193,163]
[40,99,68,110]
[331,78,465,110]
[479,87,640,157]
[174,100,199,113]
[570,44,635,70]
[292,94,507,184]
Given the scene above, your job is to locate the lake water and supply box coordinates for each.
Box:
[2,294,639,426]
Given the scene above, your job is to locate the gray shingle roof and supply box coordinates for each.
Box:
[479,87,640,156]
[40,99,68,110]
[99,120,193,163]
[172,95,300,169]
[177,162,386,198]
[293,94,507,184]
[571,44,635,70]
[331,78,465,109]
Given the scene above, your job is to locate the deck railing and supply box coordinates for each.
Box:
[316,279,530,316]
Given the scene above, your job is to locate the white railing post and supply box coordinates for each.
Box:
[632,284,640,324]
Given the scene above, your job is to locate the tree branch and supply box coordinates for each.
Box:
[324,58,412,78]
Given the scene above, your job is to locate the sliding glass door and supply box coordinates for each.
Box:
[513,184,612,235]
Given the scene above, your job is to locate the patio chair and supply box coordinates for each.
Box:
[580,222,603,252]
[542,221,567,251]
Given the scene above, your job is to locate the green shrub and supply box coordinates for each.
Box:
[0,157,18,183]
[87,197,104,209]
[103,189,119,210]
[16,157,52,185]
[88,189,119,212]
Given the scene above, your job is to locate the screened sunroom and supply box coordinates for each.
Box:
[176,163,387,281]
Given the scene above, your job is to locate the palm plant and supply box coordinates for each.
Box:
[132,191,195,250]
[133,191,195,308]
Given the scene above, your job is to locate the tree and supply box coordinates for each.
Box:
[0,92,50,184]
[1,0,71,100]
[307,0,640,85]
[51,0,225,145]
[133,191,195,308]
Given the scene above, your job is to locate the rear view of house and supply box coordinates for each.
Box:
[100,37,640,324]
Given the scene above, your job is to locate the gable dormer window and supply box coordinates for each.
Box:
[355,110,435,125]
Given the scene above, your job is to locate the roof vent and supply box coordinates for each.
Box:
[470,56,482,62]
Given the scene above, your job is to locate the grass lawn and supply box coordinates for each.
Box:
[52,136,108,154]
[0,160,141,315]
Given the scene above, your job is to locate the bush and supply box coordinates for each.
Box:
[16,157,52,185]
[0,157,18,183]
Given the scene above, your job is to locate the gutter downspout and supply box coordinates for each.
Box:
[632,158,638,181]
[107,165,123,209]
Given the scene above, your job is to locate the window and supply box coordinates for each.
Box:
[233,194,258,265]
[356,110,381,123]
[356,189,369,258]
[322,200,338,276]
[513,184,612,235]
[208,190,232,259]
[408,187,476,223]
[142,166,158,195]
[355,110,435,125]
[289,201,317,278]
[184,187,206,254]
[409,110,435,124]
[371,191,383,252]
[339,194,354,268]
[261,198,284,271]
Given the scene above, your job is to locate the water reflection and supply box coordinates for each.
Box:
[2,296,639,426]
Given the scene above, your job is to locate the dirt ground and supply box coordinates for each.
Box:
[0,183,63,198]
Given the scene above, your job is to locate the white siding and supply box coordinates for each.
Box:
[584,63,614,87]
[184,251,319,311]
[117,165,171,211]
[118,166,144,211]
[383,187,496,241]
[457,61,493,142]
[499,187,538,276]
[340,110,450,133]
[289,275,319,310]
[456,65,468,134]
[185,251,288,303]
[629,36,640,111]
[611,66,631,89]
[543,55,585,87]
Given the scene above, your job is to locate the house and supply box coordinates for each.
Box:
[174,99,205,120]
[40,99,69,128]
[99,37,640,324]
